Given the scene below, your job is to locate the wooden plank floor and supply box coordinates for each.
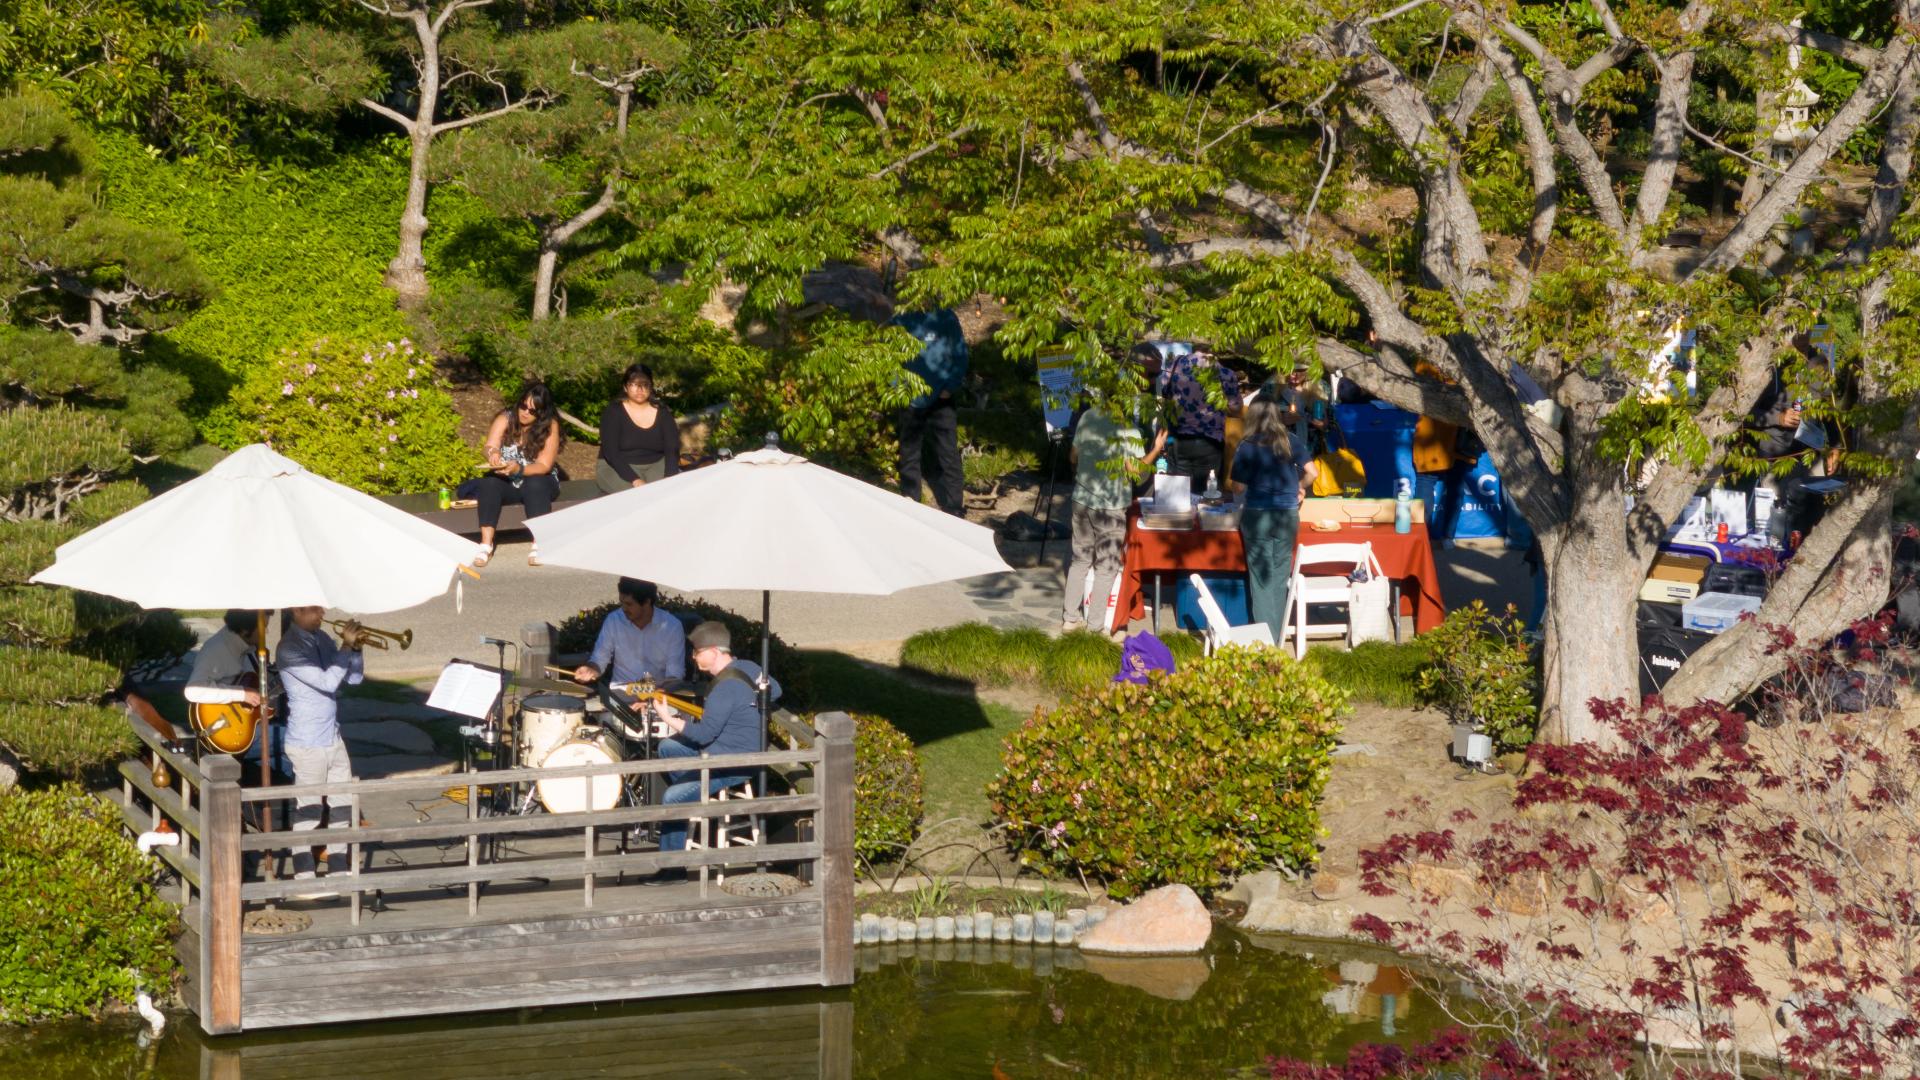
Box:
[179,870,826,1029]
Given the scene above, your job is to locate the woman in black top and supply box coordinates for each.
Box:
[596,363,680,493]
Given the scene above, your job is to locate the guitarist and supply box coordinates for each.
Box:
[186,610,279,765]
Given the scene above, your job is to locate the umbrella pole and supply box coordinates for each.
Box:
[255,609,275,885]
[759,590,772,724]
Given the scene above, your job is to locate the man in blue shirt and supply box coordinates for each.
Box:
[276,606,365,893]
[648,621,782,860]
[573,577,687,690]
[893,308,969,516]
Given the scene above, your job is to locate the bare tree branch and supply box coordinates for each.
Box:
[1628,4,1714,257]
[870,123,977,179]
[431,92,548,134]
[1847,67,1920,261]
[1066,59,1166,249]
[357,96,415,130]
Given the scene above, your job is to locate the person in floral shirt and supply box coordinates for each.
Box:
[1157,349,1242,483]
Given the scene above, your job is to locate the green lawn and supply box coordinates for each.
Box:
[802,650,1030,826]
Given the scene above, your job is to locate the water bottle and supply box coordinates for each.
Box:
[437,486,451,510]
[1202,469,1221,502]
[1155,456,1169,475]
[1394,478,1412,534]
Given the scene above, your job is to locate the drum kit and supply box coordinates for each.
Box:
[465,680,698,818]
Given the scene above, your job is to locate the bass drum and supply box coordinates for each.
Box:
[535,732,624,814]
[519,694,586,766]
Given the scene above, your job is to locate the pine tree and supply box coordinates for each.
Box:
[0,88,203,779]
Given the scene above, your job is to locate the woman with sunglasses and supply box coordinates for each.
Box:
[474,379,564,566]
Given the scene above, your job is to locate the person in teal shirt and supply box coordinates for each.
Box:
[1231,399,1320,642]
[1063,401,1145,633]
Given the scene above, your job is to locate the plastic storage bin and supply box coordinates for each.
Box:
[1682,592,1763,634]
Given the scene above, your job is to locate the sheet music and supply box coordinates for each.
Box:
[427,662,502,720]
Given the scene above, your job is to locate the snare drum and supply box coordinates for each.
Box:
[518,693,585,765]
[535,732,624,814]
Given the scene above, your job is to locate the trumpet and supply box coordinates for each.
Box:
[325,619,413,651]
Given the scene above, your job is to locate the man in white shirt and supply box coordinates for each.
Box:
[572,578,687,689]
[186,609,266,710]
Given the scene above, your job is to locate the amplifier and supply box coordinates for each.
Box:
[1638,624,1716,697]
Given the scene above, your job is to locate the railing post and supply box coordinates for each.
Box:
[814,711,855,986]
[201,754,244,1034]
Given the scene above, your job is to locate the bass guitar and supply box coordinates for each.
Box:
[190,671,271,755]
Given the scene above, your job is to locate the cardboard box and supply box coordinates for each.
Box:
[1299,497,1426,527]
[1640,553,1710,604]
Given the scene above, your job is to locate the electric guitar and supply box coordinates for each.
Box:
[190,671,272,755]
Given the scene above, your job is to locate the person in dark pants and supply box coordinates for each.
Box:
[649,621,782,866]
[1231,399,1319,643]
[894,308,969,516]
[1158,349,1242,484]
[473,379,563,567]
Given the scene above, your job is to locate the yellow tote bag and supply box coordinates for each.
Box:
[1310,428,1366,497]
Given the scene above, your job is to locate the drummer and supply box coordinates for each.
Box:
[572,577,687,690]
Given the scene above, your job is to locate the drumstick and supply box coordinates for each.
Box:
[545,664,585,679]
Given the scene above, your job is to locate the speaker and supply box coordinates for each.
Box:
[1639,624,1716,697]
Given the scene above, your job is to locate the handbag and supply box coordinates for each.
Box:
[1347,574,1394,645]
[1311,427,1366,497]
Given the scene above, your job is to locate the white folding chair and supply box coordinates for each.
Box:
[1285,542,1386,660]
[1190,573,1275,655]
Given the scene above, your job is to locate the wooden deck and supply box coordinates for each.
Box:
[121,704,856,1035]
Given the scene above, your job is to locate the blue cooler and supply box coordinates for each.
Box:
[1173,573,1251,632]
[1334,402,1417,498]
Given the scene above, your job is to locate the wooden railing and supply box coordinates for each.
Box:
[119,706,857,1035]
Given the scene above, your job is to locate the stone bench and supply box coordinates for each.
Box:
[377,478,604,537]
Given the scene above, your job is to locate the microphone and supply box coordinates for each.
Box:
[478,635,513,647]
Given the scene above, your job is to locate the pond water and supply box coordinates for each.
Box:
[0,929,1447,1079]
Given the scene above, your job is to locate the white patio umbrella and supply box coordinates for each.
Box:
[32,443,480,799]
[526,446,1011,677]
[32,443,479,612]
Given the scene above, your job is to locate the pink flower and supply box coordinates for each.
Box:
[281,382,294,396]
[1030,779,1041,795]
[303,363,317,376]
[1071,792,1082,808]
[386,389,397,399]
[388,433,398,442]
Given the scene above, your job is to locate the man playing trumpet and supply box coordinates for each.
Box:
[276,606,366,896]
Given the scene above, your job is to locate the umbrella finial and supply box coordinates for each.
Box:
[763,431,781,449]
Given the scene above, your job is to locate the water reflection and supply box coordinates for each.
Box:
[0,930,1434,1080]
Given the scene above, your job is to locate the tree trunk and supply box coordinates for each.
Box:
[1536,509,1640,747]
[383,10,440,311]
[386,125,435,310]
[1536,410,1637,745]
[532,245,560,321]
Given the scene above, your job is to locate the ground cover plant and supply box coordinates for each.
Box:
[0,785,177,1021]
[992,646,1346,897]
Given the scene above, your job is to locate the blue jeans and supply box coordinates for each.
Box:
[655,737,750,852]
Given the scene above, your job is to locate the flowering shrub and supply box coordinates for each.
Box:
[229,337,473,494]
[990,647,1346,898]
[1414,600,1538,751]
[1342,617,1920,1077]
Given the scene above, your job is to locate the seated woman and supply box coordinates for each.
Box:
[474,380,563,567]
[596,362,680,493]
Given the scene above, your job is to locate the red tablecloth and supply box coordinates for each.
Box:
[1117,515,1446,634]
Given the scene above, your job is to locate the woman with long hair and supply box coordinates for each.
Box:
[474,379,564,566]
[596,362,680,494]
[1231,397,1320,643]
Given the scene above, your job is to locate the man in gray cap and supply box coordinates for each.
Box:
[648,620,782,857]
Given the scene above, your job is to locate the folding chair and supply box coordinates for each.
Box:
[1190,573,1275,655]
[1285,542,1386,660]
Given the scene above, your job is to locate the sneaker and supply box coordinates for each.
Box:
[290,872,337,901]
[527,547,542,567]
[1061,617,1087,632]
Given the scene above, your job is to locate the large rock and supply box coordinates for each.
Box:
[1078,884,1212,955]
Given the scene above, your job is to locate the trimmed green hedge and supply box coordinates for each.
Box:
[990,647,1346,898]
[900,621,1203,694]
[848,713,923,863]
[0,785,177,1021]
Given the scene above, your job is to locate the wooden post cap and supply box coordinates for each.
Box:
[204,754,243,782]
[813,711,855,739]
